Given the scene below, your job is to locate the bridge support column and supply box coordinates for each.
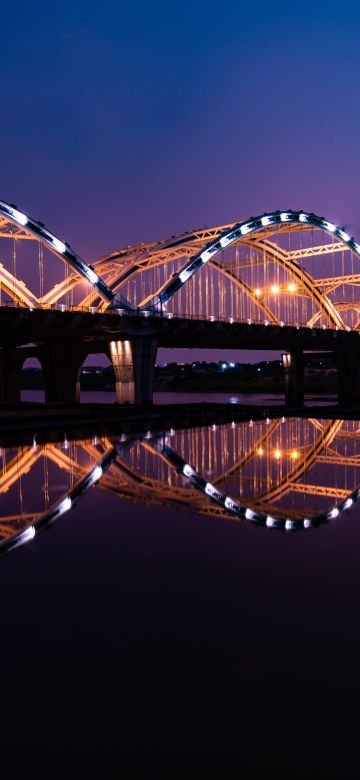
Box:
[110,337,158,404]
[0,348,22,402]
[336,352,360,406]
[39,343,85,404]
[282,351,304,407]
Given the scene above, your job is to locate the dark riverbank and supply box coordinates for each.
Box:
[22,358,338,394]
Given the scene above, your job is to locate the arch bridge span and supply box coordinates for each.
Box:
[1,415,360,553]
[1,200,360,330]
[2,201,360,404]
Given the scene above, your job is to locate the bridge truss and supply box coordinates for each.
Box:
[1,417,360,552]
[1,201,360,330]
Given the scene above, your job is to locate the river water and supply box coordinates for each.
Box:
[22,389,338,406]
[1,408,358,770]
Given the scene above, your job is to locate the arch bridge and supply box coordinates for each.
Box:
[1,416,360,552]
[1,200,360,404]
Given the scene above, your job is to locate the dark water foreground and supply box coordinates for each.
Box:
[1,410,360,772]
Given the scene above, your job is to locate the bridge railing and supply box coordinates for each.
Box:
[0,300,353,331]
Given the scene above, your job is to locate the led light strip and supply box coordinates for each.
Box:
[158,439,358,532]
[0,446,117,555]
[156,210,360,315]
[0,199,121,306]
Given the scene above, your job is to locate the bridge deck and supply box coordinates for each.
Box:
[1,306,360,352]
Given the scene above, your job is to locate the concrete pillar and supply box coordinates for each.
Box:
[336,351,360,406]
[282,351,304,407]
[139,337,158,404]
[39,343,85,404]
[0,347,22,402]
[110,339,135,404]
[109,337,158,405]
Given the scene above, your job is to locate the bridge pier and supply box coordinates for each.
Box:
[282,351,304,407]
[0,348,22,402]
[39,343,86,404]
[336,351,360,406]
[110,337,158,404]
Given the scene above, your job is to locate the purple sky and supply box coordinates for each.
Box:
[1,1,360,362]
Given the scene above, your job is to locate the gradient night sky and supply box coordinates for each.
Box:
[1,0,360,362]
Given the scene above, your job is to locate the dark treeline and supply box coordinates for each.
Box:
[21,357,337,394]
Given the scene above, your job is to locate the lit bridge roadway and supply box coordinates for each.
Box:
[2,199,360,404]
[1,416,360,552]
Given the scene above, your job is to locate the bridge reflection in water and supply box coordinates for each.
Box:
[1,415,360,552]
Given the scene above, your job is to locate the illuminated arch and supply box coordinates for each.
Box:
[0,199,131,309]
[156,424,358,532]
[147,210,360,329]
[0,444,117,555]
[2,417,360,551]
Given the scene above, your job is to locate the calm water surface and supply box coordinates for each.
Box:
[1,412,359,769]
[22,389,338,406]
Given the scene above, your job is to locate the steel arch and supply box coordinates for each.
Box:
[149,210,360,328]
[0,199,131,308]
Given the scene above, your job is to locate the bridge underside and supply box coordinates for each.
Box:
[0,308,360,406]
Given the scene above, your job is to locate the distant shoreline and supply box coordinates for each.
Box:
[22,358,337,395]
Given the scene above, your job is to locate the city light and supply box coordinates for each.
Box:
[291,450,299,460]
[257,447,264,456]
[254,288,262,297]
[288,283,296,292]
[271,285,280,294]
[274,449,282,459]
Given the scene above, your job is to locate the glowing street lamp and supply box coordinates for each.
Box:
[271,285,280,295]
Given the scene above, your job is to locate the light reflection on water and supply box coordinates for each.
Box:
[22,390,338,406]
[1,413,360,553]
